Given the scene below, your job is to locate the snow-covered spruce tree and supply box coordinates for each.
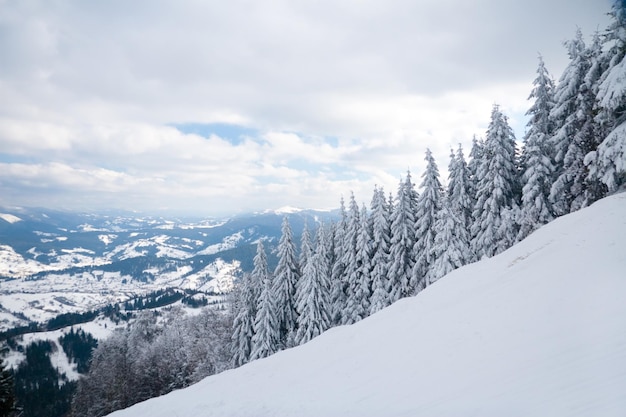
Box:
[518,56,556,241]
[368,186,392,315]
[299,220,313,270]
[427,196,472,283]
[250,269,279,360]
[295,224,332,345]
[340,194,363,325]
[329,198,348,326]
[549,29,593,215]
[467,135,484,201]
[272,216,300,348]
[448,144,473,235]
[343,204,372,324]
[412,148,443,291]
[586,3,626,193]
[388,172,418,301]
[231,240,267,367]
[551,31,608,213]
[471,104,520,258]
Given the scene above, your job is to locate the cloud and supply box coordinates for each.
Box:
[0,0,613,215]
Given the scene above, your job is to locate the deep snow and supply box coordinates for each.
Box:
[108,193,626,417]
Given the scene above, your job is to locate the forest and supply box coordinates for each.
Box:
[1,3,625,417]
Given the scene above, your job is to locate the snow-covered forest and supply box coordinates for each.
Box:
[4,4,625,417]
[231,2,626,366]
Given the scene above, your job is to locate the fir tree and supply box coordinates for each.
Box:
[388,172,418,301]
[412,148,443,291]
[340,194,364,325]
[471,105,520,258]
[295,225,332,345]
[299,220,313,270]
[368,186,392,315]
[272,217,300,348]
[448,144,473,233]
[586,4,626,193]
[549,29,592,215]
[518,56,556,241]
[231,241,267,367]
[329,199,348,326]
[343,204,371,324]
[428,197,471,283]
[250,271,279,360]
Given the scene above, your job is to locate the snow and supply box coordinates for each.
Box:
[197,232,243,256]
[98,234,118,245]
[0,213,22,223]
[109,193,626,417]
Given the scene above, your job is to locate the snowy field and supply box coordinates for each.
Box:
[109,193,626,417]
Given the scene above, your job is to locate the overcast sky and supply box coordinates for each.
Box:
[0,0,613,217]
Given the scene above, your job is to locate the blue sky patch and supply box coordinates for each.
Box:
[171,123,258,145]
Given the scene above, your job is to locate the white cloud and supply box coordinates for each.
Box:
[0,0,613,215]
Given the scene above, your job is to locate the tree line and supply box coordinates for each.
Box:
[231,4,626,366]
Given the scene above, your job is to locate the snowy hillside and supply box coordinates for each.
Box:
[108,193,626,417]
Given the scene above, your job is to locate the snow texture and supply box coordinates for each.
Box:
[108,193,626,417]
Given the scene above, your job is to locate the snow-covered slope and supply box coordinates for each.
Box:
[109,193,626,417]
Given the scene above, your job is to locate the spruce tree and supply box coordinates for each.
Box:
[549,29,591,215]
[471,105,520,258]
[428,197,471,283]
[272,217,300,348]
[448,144,473,234]
[388,173,418,301]
[368,186,392,315]
[412,148,443,291]
[250,271,279,360]
[586,4,626,193]
[295,225,332,345]
[343,204,371,324]
[231,240,268,366]
[340,194,364,325]
[518,56,556,241]
[299,220,313,270]
[329,199,348,326]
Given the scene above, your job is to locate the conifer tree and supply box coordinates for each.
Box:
[586,4,626,193]
[549,29,592,215]
[388,173,418,301]
[428,197,471,283]
[518,56,556,241]
[329,199,348,326]
[232,240,268,366]
[467,135,484,200]
[471,105,520,258]
[412,148,443,291]
[340,194,363,324]
[250,269,279,360]
[295,225,332,345]
[343,204,371,324]
[299,220,313,270]
[272,217,300,348]
[369,186,392,314]
[448,144,473,233]
[231,273,257,367]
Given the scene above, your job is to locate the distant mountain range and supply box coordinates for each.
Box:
[0,206,339,331]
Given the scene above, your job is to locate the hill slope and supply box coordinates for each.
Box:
[109,193,626,417]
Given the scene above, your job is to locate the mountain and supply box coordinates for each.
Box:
[0,207,338,331]
[108,193,626,417]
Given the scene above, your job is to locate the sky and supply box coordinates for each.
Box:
[0,0,613,217]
